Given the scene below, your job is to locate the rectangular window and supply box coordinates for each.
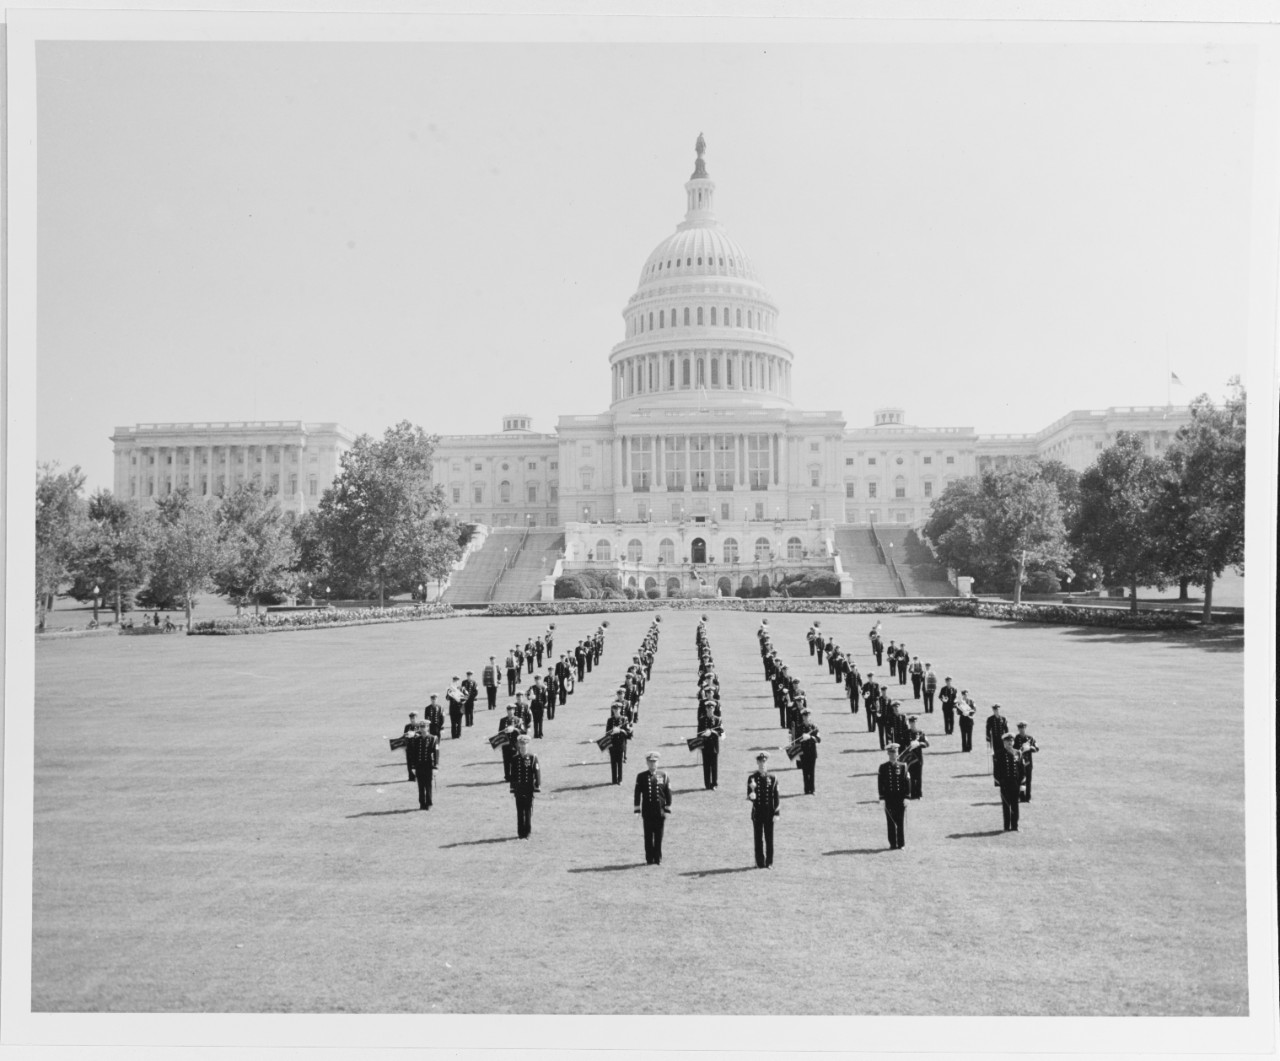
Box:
[710,358,719,386]
[713,434,734,489]
[474,485,484,503]
[580,469,593,490]
[631,436,653,491]
[845,457,854,465]
[527,484,538,502]
[923,456,932,465]
[755,502,765,520]
[895,483,906,499]
[747,434,771,490]
[528,462,537,471]
[868,457,877,466]
[924,481,933,498]
[474,462,483,471]
[726,359,733,387]
[946,456,955,464]
[581,445,591,457]
[810,468,820,487]
[550,461,558,470]
[289,475,297,495]
[721,503,731,520]
[637,502,648,521]
[868,482,878,498]
[810,442,820,453]
[689,435,711,490]
[452,487,461,503]
[309,478,318,497]
[664,436,686,490]
[272,474,280,492]
[549,485,558,502]
[130,480,137,497]
[845,482,855,498]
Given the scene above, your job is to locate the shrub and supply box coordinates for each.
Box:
[190,603,454,635]
[932,598,1193,629]
[1023,570,1062,595]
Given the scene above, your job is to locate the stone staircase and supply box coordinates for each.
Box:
[832,526,902,597]
[873,527,957,597]
[491,530,566,602]
[441,528,526,604]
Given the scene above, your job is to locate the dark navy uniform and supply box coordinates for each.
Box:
[1013,729,1039,801]
[795,719,821,795]
[505,653,519,696]
[939,683,957,734]
[529,682,547,738]
[863,680,881,732]
[994,742,1025,830]
[634,766,673,865]
[902,726,930,799]
[957,696,976,752]
[605,714,631,784]
[423,701,445,766]
[402,717,419,780]
[909,659,924,699]
[406,730,437,810]
[509,746,541,838]
[482,662,499,710]
[461,677,479,726]
[696,706,723,790]
[878,755,909,849]
[986,711,1009,784]
[748,768,780,868]
[498,711,526,781]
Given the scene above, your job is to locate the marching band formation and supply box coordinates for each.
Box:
[386,613,1042,864]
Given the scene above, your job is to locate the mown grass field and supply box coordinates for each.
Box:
[31,610,1246,1014]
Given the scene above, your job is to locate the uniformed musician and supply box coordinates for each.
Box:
[446,677,464,739]
[922,663,937,713]
[401,711,420,781]
[604,703,631,785]
[407,721,438,811]
[483,656,500,710]
[748,751,780,869]
[994,732,1025,831]
[985,703,1009,785]
[1012,721,1040,801]
[863,674,881,734]
[529,676,547,738]
[634,752,673,866]
[878,743,909,849]
[795,707,821,795]
[696,700,723,791]
[909,657,924,699]
[498,701,526,782]
[461,671,479,727]
[423,695,445,767]
[510,734,541,839]
[902,714,930,799]
[938,676,957,733]
[957,689,976,752]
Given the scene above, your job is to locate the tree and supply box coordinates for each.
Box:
[35,463,88,630]
[1152,380,1246,624]
[212,482,298,615]
[314,421,452,607]
[1072,432,1168,614]
[923,460,1071,599]
[70,490,154,622]
[149,487,223,628]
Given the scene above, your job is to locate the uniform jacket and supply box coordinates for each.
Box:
[994,748,1025,787]
[796,721,821,762]
[499,713,527,747]
[696,708,723,752]
[924,671,938,691]
[406,732,437,771]
[482,664,499,688]
[423,703,445,734]
[460,679,479,704]
[939,685,958,709]
[748,771,780,820]
[878,760,910,801]
[509,753,541,796]
[1012,733,1038,761]
[985,714,1009,747]
[634,770,673,817]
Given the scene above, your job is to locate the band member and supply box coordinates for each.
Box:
[402,711,419,781]
[634,752,673,865]
[498,702,526,782]
[505,650,520,696]
[885,640,898,678]
[909,657,924,699]
[795,708,821,795]
[446,677,464,739]
[556,654,571,705]
[574,641,587,682]
[696,701,723,791]
[869,623,884,666]
[846,660,862,711]
[483,656,500,710]
[884,700,911,753]
[461,671,479,727]
[863,675,881,734]
[423,695,445,767]
[807,623,819,657]
[994,732,1025,831]
[748,752,780,869]
[534,635,544,668]
[985,703,1009,785]
[510,734,541,839]
[407,722,437,811]
[922,664,937,713]
[1012,721,1040,801]
[545,624,555,658]
[938,676,957,733]
[523,639,536,674]
[902,715,930,799]
[878,743,909,849]
[529,676,547,738]
[957,690,976,752]
[605,704,632,784]
[896,644,909,685]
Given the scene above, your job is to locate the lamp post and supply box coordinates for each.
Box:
[307,580,313,605]
[418,582,425,603]
[92,584,100,624]
[326,585,331,606]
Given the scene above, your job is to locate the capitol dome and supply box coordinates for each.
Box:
[608,135,795,411]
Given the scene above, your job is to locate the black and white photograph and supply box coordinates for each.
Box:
[3,5,1277,1058]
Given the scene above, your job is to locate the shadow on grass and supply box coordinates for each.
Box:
[848,772,878,778]
[1056,623,1243,653]
[822,848,884,856]
[352,779,410,787]
[670,787,708,795]
[567,862,647,873]
[779,792,807,800]
[970,801,1002,806]
[952,773,990,779]
[946,830,1006,840]
[446,779,510,789]
[678,866,755,878]
[854,799,880,805]
[461,761,495,769]
[841,748,882,754]
[439,836,518,848]
[552,781,616,793]
[346,807,421,818]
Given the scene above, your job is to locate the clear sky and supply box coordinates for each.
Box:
[35,38,1259,491]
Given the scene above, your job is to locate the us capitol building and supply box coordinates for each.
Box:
[112,137,1188,586]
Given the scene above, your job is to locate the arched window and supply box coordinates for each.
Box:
[667,359,675,388]
[740,575,754,592]
[660,309,665,328]
[697,306,704,325]
[648,312,653,330]
[710,307,717,325]
[683,307,690,326]
[754,536,771,560]
[726,359,734,387]
[736,308,742,327]
[710,358,719,386]
[722,537,739,563]
[717,576,732,597]
[682,359,691,387]
[627,538,643,562]
[787,536,803,560]
[595,539,612,562]
[666,577,682,596]
[499,481,511,503]
[697,359,705,387]
[627,576,638,589]
[644,576,658,594]
[659,538,676,564]
[724,306,730,326]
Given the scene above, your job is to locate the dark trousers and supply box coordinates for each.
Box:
[609,748,624,784]
[428,730,442,766]
[908,760,923,799]
[532,709,544,738]
[800,756,816,795]
[416,768,434,809]
[778,699,789,728]
[990,747,1000,784]
[876,717,888,749]
[642,813,665,864]
[941,704,953,733]
[898,664,907,684]
[874,647,883,666]
[809,640,816,656]
[849,694,860,714]
[559,685,567,706]
[405,748,416,781]
[817,647,825,665]
[486,686,497,709]
[702,748,718,790]
[465,700,475,726]
[923,689,935,712]
[535,647,543,667]
[867,707,878,733]
[1000,784,1021,830]
[546,699,555,721]
[449,712,462,738]
[525,655,534,673]
[501,745,514,781]
[507,669,518,695]
[577,661,585,681]
[1022,762,1033,801]
[753,814,775,867]
[586,653,593,672]
[883,798,905,848]
[912,677,923,699]
[515,794,534,838]
[958,717,974,751]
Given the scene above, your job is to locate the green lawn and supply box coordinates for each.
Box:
[31,611,1246,1014]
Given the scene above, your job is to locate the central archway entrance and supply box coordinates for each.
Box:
[691,537,707,563]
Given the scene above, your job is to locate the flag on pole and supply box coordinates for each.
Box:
[1170,372,1184,386]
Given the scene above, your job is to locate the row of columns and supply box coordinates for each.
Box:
[613,350,792,402]
[614,432,787,490]
[127,443,310,500]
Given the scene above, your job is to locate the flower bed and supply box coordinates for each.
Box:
[932,598,1195,629]
[485,599,943,617]
[189,604,454,635]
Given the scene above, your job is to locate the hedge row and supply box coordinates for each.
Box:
[485,599,936,617]
[932,598,1195,629]
[189,604,454,635]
